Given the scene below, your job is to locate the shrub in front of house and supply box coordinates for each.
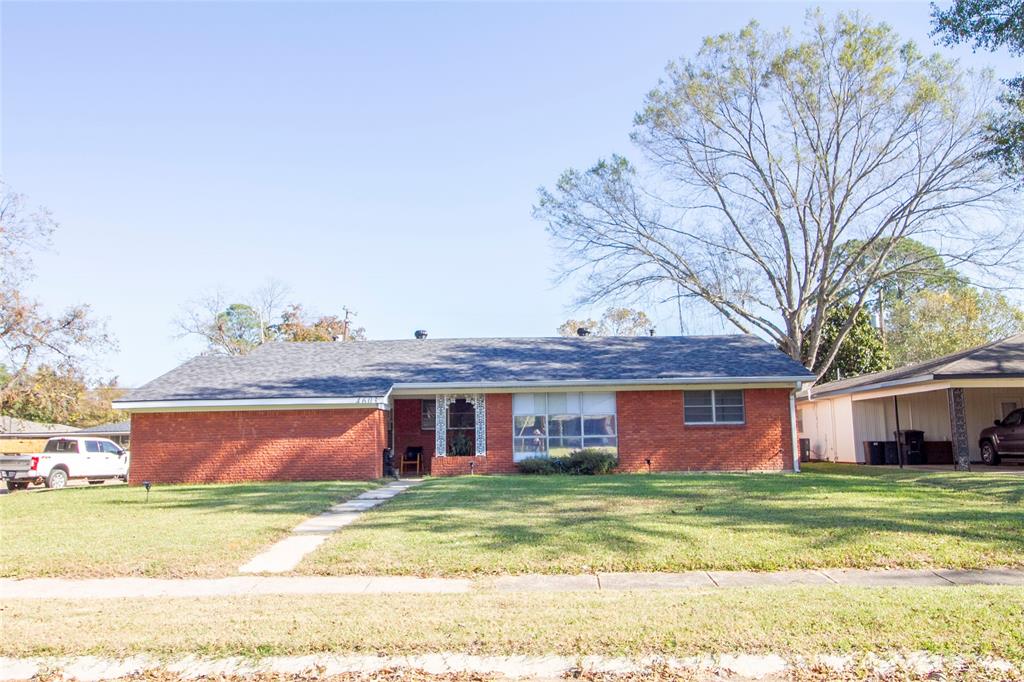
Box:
[516,456,560,475]
[565,448,618,474]
[516,449,618,475]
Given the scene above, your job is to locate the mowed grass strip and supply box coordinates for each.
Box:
[301,464,1024,576]
[0,481,377,578]
[2,587,1021,661]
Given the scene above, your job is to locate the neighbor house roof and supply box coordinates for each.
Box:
[803,334,1024,399]
[0,416,79,438]
[116,335,814,407]
[76,420,130,436]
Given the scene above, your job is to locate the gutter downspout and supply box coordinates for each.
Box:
[790,385,801,473]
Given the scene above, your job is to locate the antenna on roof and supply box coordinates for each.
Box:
[648,328,656,336]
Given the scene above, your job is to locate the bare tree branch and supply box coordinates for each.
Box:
[536,12,1020,379]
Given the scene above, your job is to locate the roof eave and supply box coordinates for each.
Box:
[391,376,812,393]
[113,395,392,412]
[800,374,935,400]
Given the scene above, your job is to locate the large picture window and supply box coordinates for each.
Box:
[683,390,745,424]
[512,392,617,461]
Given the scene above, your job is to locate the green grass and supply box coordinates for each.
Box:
[0,481,377,578]
[301,464,1024,576]
[2,587,1021,661]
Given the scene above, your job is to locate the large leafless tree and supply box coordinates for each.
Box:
[536,12,1019,378]
[0,182,110,403]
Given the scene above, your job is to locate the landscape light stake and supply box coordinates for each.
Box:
[143,481,151,502]
[645,458,652,474]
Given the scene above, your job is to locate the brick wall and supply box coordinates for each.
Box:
[617,388,793,472]
[129,408,386,484]
[427,389,792,476]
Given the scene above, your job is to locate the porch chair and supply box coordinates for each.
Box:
[401,446,423,476]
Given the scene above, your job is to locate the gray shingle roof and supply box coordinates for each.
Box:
[119,335,814,403]
[807,334,1024,398]
[0,416,79,436]
[77,420,131,435]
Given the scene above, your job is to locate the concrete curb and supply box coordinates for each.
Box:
[0,652,1019,681]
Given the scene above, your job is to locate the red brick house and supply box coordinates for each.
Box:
[114,335,814,483]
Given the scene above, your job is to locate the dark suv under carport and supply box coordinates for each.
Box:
[979,408,1024,465]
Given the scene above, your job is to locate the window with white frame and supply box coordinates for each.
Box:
[512,392,617,461]
[683,390,745,424]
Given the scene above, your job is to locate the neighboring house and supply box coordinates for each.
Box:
[0,416,80,453]
[113,335,815,484]
[75,420,131,448]
[797,334,1024,465]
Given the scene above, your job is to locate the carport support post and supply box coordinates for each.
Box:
[893,396,904,469]
[947,387,971,471]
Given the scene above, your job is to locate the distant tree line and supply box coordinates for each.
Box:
[175,281,366,356]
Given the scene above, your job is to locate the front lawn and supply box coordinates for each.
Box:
[301,464,1023,575]
[3,587,1021,661]
[0,481,377,578]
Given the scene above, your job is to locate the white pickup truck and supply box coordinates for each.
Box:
[0,436,129,491]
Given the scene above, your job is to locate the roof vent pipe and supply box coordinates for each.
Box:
[576,327,591,337]
[648,328,656,336]
[414,330,428,340]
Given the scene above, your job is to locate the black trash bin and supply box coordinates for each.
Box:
[883,441,899,465]
[865,441,886,465]
[895,430,926,465]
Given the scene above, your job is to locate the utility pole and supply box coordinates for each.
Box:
[341,306,354,342]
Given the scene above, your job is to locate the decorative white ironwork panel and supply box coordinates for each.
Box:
[434,394,486,457]
[474,394,487,456]
[947,387,970,471]
[435,395,447,456]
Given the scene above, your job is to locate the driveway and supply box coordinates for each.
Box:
[1,479,127,494]
[906,462,1024,474]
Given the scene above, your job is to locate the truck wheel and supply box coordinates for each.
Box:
[46,469,68,489]
[980,441,1001,466]
[6,481,28,491]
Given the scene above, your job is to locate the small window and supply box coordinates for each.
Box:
[421,399,436,430]
[86,440,101,453]
[100,441,122,454]
[684,390,745,424]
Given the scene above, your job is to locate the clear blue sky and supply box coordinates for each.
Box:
[2,1,1017,386]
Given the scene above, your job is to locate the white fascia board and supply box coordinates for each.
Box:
[799,375,935,401]
[390,376,811,394]
[113,396,390,413]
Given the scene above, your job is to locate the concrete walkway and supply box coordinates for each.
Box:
[1,568,1020,600]
[238,479,421,574]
